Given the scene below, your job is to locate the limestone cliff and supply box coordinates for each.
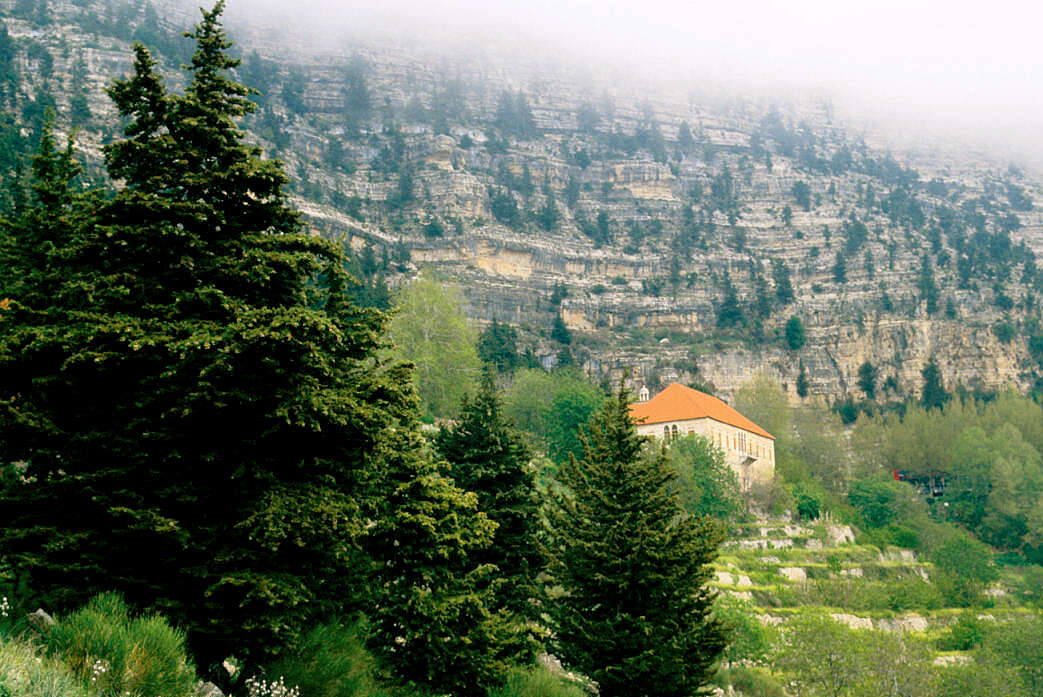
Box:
[4,0,1043,402]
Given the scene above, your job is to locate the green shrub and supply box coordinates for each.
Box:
[263,619,381,697]
[487,666,587,697]
[724,666,785,697]
[884,577,944,611]
[715,598,776,664]
[1015,565,1043,607]
[791,482,821,521]
[936,613,987,651]
[779,577,943,612]
[931,534,998,607]
[46,593,196,697]
[885,524,920,549]
[0,635,88,697]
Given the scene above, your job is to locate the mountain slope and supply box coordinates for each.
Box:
[4,0,1043,402]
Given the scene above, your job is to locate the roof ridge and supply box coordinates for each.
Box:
[629,382,775,440]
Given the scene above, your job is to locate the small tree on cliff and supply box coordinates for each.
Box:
[921,358,950,410]
[543,387,727,697]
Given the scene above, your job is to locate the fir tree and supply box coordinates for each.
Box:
[716,276,745,329]
[68,52,92,127]
[919,253,940,315]
[478,317,520,374]
[752,265,773,319]
[551,312,572,345]
[0,2,427,679]
[772,259,794,305]
[833,251,847,284]
[857,361,878,400]
[0,25,18,104]
[784,315,806,351]
[365,420,518,697]
[435,374,543,645]
[678,121,695,152]
[796,361,810,398]
[921,358,950,410]
[0,120,84,305]
[535,191,559,231]
[544,388,727,697]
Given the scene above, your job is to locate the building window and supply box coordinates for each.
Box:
[671,424,679,439]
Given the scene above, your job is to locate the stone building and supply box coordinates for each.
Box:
[630,382,775,490]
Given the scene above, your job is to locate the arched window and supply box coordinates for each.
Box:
[664,425,671,440]
[671,425,679,439]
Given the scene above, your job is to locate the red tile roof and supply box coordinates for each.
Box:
[629,382,775,440]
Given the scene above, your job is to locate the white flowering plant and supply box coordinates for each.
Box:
[244,675,301,697]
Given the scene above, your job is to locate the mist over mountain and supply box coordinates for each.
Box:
[221,0,1043,166]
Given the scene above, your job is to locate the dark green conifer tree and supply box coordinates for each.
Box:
[918,253,940,315]
[921,358,950,410]
[544,388,727,697]
[551,312,572,345]
[833,251,847,284]
[365,419,518,697]
[796,360,810,398]
[784,315,806,351]
[857,361,878,400]
[478,317,520,374]
[0,120,84,305]
[752,265,773,320]
[436,374,543,628]
[716,276,745,329]
[0,24,18,104]
[0,2,433,680]
[772,258,794,305]
[68,53,92,127]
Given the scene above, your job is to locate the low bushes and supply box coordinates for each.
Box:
[777,577,944,612]
[45,592,196,697]
[262,619,381,697]
[0,635,88,697]
[487,666,586,697]
[720,666,785,697]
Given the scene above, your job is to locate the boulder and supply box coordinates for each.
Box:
[830,613,873,630]
[195,682,224,697]
[877,614,928,632]
[827,525,856,544]
[933,655,971,666]
[778,567,806,582]
[715,571,735,585]
[27,608,55,632]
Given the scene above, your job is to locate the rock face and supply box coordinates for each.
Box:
[27,608,55,631]
[830,613,874,630]
[8,0,1043,402]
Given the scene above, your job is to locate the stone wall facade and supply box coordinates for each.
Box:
[636,417,775,490]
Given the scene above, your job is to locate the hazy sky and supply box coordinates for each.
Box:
[225,0,1043,163]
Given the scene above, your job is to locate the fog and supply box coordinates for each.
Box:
[222,0,1043,165]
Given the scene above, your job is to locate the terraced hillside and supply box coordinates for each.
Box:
[711,517,1041,678]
